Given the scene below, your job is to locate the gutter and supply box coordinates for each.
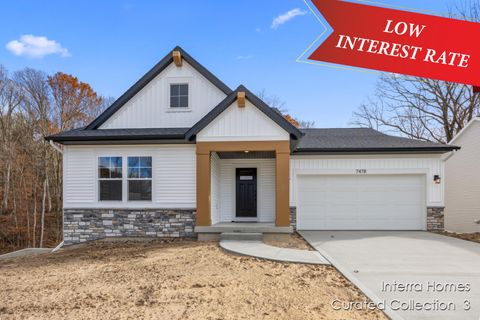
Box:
[293,146,460,154]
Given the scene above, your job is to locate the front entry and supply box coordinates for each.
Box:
[236,168,257,219]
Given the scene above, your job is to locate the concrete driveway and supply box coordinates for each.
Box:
[300,231,480,320]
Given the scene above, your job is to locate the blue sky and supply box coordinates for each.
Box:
[0,0,461,128]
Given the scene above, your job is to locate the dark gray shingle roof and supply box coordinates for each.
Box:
[46,127,189,142]
[46,126,458,153]
[295,128,458,152]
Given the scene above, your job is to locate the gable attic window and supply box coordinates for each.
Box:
[170,84,189,108]
[99,157,122,201]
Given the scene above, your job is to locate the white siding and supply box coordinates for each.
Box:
[196,100,289,142]
[218,159,275,222]
[445,120,480,233]
[100,61,227,129]
[63,148,96,203]
[63,145,196,208]
[290,154,444,207]
[210,152,221,224]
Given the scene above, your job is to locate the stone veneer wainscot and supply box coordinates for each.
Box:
[63,209,196,245]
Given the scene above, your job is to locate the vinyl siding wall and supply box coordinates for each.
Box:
[63,145,196,208]
[445,121,480,233]
[290,154,445,207]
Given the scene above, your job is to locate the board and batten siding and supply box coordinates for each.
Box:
[196,100,290,142]
[63,145,196,208]
[290,154,445,207]
[445,120,480,233]
[218,158,276,222]
[99,60,227,129]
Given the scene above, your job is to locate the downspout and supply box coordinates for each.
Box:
[442,149,457,162]
[47,140,64,252]
[49,139,63,155]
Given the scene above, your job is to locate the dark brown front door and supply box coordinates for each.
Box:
[236,168,257,218]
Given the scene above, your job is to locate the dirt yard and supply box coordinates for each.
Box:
[0,240,386,320]
[436,231,480,244]
[264,232,314,250]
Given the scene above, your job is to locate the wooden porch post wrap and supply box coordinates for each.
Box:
[196,151,211,226]
[275,150,290,227]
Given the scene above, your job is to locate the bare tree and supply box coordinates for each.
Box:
[352,75,480,143]
[0,67,104,251]
[352,1,480,143]
[0,66,23,213]
[256,89,315,128]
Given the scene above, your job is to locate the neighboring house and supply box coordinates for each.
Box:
[47,46,458,245]
[445,117,480,233]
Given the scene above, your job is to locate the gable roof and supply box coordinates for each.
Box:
[449,117,480,144]
[185,85,304,140]
[85,46,232,130]
[294,128,459,153]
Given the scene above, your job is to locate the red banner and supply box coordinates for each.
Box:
[309,0,480,87]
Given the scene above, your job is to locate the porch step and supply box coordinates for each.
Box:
[195,223,293,234]
[220,233,263,241]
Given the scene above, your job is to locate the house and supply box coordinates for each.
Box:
[445,117,480,233]
[47,46,458,245]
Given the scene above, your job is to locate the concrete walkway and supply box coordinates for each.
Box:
[0,248,52,260]
[300,231,480,320]
[220,239,330,265]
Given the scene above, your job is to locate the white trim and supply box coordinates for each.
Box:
[294,168,429,176]
[165,77,193,111]
[449,117,480,144]
[126,156,153,202]
[97,155,123,203]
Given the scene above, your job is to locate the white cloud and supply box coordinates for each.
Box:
[6,35,70,58]
[271,8,307,29]
[236,54,253,60]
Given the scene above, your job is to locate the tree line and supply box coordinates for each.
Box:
[0,66,109,253]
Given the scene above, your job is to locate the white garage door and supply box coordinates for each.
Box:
[297,174,426,230]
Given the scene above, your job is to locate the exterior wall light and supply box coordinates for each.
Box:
[434,175,441,184]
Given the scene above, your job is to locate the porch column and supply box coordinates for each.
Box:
[196,150,211,226]
[275,149,290,227]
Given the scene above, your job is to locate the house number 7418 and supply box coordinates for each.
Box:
[356,169,367,174]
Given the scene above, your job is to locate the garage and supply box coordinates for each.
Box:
[296,174,426,230]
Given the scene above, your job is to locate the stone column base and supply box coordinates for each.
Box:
[427,207,445,231]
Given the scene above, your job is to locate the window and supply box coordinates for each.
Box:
[170,84,188,108]
[128,156,152,201]
[99,157,122,201]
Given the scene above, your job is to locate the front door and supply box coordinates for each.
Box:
[236,168,257,218]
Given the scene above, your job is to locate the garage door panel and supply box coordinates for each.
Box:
[297,174,426,230]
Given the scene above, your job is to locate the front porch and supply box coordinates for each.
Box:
[195,141,291,230]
